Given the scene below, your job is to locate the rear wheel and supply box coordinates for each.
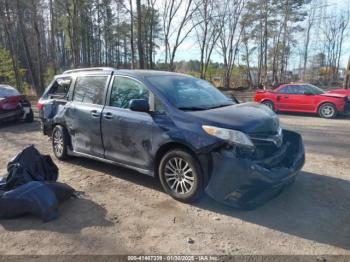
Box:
[262,100,275,111]
[158,149,204,203]
[318,103,337,119]
[52,125,70,160]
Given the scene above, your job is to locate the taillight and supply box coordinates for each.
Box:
[36,102,44,110]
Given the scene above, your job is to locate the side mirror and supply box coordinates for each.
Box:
[129,99,150,113]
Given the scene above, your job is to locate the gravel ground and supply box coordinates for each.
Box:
[0,113,349,255]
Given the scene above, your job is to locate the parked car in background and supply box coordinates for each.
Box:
[255,83,350,118]
[37,68,305,209]
[0,85,33,123]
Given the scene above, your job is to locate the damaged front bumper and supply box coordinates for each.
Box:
[205,129,305,209]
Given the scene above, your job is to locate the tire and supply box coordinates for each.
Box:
[318,103,337,119]
[262,100,275,111]
[52,125,70,160]
[25,109,34,123]
[158,149,204,203]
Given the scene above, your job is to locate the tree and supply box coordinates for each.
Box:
[218,0,245,89]
[136,0,145,68]
[160,0,201,70]
[194,0,223,79]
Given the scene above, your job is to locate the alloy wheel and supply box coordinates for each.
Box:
[53,130,64,156]
[321,105,335,118]
[164,157,195,195]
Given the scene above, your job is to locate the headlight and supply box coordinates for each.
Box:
[202,125,254,148]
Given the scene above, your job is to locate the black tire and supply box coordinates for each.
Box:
[318,103,337,119]
[25,109,34,123]
[262,100,275,111]
[158,149,204,203]
[52,125,70,160]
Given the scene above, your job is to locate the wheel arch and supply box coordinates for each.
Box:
[154,141,210,185]
[261,98,274,104]
[317,101,337,112]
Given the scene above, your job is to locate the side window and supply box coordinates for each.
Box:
[278,85,298,94]
[48,77,72,99]
[110,77,149,109]
[301,85,314,94]
[73,76,108,105]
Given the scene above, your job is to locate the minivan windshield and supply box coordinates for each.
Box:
[147,75,234,111]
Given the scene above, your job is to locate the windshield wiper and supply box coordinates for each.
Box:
[178,106,209,111]
[206,103,233,110]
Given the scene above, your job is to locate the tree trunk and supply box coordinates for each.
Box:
[15,0,39,94]
[31,0,45,93]
[49,0,57,72]
[344,56,350,89]
[129,0,135,68]
[136,0,145,69]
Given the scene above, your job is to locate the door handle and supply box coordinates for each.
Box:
[91,110,100,118]
[103,112,114,120]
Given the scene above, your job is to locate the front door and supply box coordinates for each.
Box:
[66,75,109,157]
[101,76,154,170]
[276,85,312,112]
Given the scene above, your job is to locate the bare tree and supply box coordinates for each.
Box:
[194,0,223,79]
[218,0,245,89]
[322,7,350,81]
[160,0,201,71]
[302,0,317,80]
[136,0,145,68]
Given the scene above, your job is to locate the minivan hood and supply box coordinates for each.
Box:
[187,102,280,134]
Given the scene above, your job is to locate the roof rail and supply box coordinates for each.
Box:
[63,67,115,74]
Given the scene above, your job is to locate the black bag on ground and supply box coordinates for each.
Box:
[0,145,75,222]
[2,145,58,190]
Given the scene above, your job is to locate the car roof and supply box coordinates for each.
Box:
[61,67,190,78]
[281,83,310,87]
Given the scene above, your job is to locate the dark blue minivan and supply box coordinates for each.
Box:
[38,68,305,208]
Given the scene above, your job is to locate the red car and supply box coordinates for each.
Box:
[0,84,33,123]
[254,83,350,118]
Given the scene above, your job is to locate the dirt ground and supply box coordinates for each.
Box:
[0,112,350,256]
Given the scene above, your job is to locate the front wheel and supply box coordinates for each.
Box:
[52,125,70,160]
[318,103,337,119]
[158,149,204,203]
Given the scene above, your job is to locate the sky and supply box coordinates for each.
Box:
[154,0,350,69]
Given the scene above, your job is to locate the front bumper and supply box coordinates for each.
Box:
[205,130,305,209]
[343,100,350,115]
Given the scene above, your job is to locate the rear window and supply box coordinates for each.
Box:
[48,78,72,99]
[73,76,108,105]
[0,86,20,97]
